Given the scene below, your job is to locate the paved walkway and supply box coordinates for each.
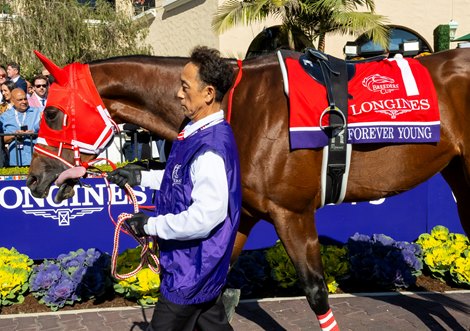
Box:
[1,291,469,330]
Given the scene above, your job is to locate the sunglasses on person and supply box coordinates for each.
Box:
[0,74,6,78]
[35,84,48,88]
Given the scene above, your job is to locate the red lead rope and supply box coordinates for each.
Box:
[226,59,243,123]
[109,182,160,280]
[34,149,161,280]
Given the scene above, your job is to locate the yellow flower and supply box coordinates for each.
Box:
[136,269,160,293]
[452,233,469,244]
[418,235,439,250]
[325,275,338,293]
[424,246,455,270]
[0,266,29,302]
[449,234,470,252]
[0,248,32,305]
[451,256,470,284]
[431,225,450,241]
[451,241,468,253]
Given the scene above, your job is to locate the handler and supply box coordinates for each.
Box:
[108,46,241,331]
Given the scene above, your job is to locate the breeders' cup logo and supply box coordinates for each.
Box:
[362,74,399,94]
[23,208,103,226]
[172,164,182,185]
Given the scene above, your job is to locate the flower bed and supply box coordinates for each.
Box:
[29,248,112,311]
[0,225,469,313]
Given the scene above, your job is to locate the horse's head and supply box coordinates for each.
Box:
[26,51,118,202]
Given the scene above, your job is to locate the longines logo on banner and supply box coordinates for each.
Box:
[0,183,149,227]
[350,98,431,119]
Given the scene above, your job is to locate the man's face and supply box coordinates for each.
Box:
[177,62,210,121]
[7,66,18,79]
[11,89,29,112]
[33,78,48,98]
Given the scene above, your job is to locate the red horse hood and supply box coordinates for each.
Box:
[34,51,117,154]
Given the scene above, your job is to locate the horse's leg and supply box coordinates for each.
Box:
[273,208,339,331]
[441,159,470,236]
[230,214,258,265]
[223,214,259,321]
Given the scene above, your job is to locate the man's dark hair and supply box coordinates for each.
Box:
[190,46,234,103]
[32,74,49,86]
[7,62,20,73]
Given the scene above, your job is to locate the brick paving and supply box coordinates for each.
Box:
[1,291,469,330]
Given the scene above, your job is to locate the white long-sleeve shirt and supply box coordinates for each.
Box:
[141,110,229,240]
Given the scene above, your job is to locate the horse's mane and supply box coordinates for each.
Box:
[88,54,189,65]
[87,52,283,66]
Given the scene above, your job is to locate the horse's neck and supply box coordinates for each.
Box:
[90,57,186,140]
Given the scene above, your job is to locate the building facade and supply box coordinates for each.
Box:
[127,0,470,59]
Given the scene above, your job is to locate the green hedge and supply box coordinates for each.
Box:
[0,164,120,176]
[434,24,450,52]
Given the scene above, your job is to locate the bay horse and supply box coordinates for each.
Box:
[26,48,470,327]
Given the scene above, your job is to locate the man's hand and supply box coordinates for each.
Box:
[107,164,143,188]
[125,212,149,237]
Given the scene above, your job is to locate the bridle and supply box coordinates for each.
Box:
[32,57,119,170]
[33,50,160,280]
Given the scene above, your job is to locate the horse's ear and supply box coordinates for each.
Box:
[34,50,68,86]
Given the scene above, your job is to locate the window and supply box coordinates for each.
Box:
[162,0,190,11]
[345,25,432,60]
[246,26,312,59]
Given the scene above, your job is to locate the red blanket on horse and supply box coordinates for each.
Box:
[284,55,440,149]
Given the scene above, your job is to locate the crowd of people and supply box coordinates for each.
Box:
[0,60,164,167]
[0,62,51,167]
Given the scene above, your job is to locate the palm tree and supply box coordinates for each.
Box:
[212,0,390,53]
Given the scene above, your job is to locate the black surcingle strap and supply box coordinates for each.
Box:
[304,49,349,205]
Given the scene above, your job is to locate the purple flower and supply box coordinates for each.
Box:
[347,232,424,289]
[29,248,112,310]
[84,248,100,265]
[30,262,62,292]
[43,276,77,308]
[349,233,370,242]
[372,234,395,246]
[71,266,87,284]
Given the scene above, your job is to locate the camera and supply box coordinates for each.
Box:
[21,125,28,131]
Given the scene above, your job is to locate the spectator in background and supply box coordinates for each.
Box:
[42,68,54,84]
[0,73,8,166]
[26,80,33,96]
[122,123,152,161]
[0,80,16,114]
[28,75,49,110]
[6,62,27,93]
[0,88,42,166]
[0,134,6,167]
[0,66,7,103]
[0,77,12,168]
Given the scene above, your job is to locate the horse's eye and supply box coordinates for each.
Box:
[44,108,58,121]
[43,107,64,130]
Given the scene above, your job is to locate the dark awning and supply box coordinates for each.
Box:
[453,33,470,42]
